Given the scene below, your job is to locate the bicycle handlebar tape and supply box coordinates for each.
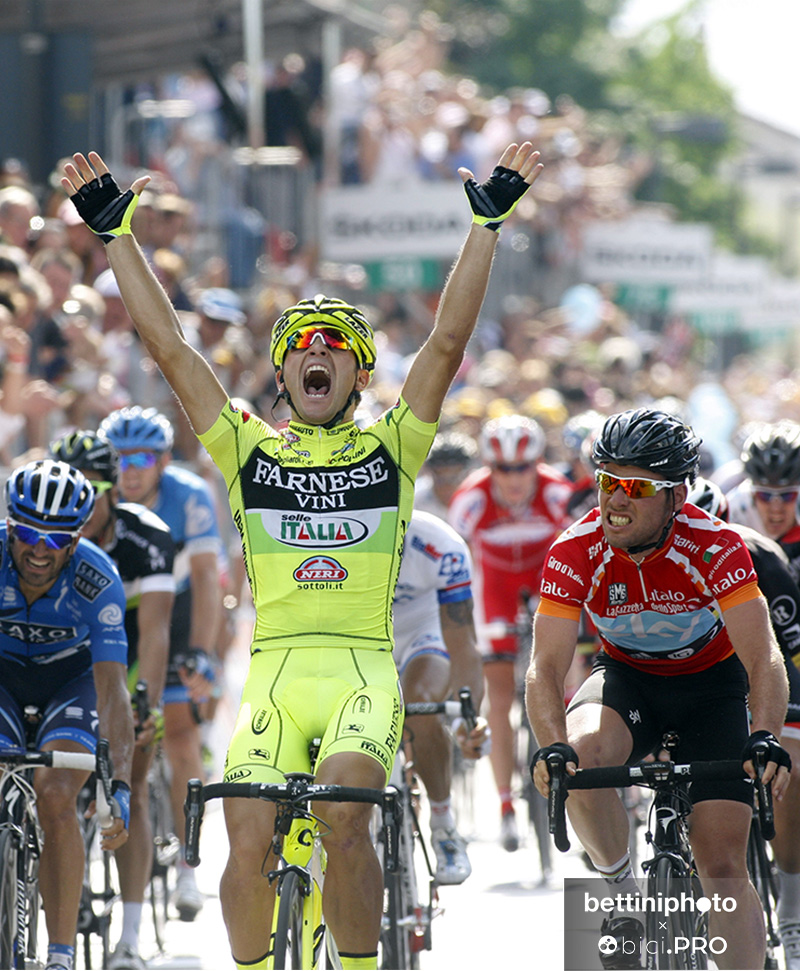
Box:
[463,164,529,232]
[69,173,140,244]
[184,778,205,867]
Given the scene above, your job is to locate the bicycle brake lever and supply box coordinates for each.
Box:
[95,738,114,830]
[458,687,478,733]
[184,778,205,866]
[545,752,570,852]
[382,787,402,873]
[752,743,776,840]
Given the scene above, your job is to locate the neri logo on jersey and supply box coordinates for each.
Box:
[242,445,400,554]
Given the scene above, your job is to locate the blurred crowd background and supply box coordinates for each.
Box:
[1,0,799,491]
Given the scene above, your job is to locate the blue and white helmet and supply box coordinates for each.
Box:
[99,406,174,453]
[5,459,95,529]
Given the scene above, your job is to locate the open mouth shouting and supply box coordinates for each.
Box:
[303,363,332,398]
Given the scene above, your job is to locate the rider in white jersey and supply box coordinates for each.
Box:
[393,509,486,884]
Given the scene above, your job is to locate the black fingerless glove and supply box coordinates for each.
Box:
[530,741,580,779]
[742,730,792,771]
[463,164,530,232]
[69,172,139,244]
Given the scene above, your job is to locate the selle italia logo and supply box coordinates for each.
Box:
[280,515,368,548]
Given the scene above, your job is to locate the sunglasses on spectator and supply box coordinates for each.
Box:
[494,463,534,474]
[90,480,114,495]
[753,487,799,504]
[287,327,353,353]
[595,470,683,499]
[120,452,159,471]
[9,518,79,550]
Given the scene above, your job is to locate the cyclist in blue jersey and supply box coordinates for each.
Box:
[0,459,133,971]
[97,405,222,922]
[51,430,176,970]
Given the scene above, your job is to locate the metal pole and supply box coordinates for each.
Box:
[321,17,342,185]
[243,0,265,148]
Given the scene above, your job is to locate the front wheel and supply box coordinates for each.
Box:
[273,870,306,970]
[382,869,415,971]
[646,858,707,970]
[0,831,18,969]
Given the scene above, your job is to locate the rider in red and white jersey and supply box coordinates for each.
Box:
[448,414,572,851]
[527,407,791,971]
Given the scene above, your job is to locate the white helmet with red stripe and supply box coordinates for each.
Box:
[479,415,546,466]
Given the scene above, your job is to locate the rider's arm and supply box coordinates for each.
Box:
[724,595,789,738]
[188,550,221,656]
[61,152,226,436]
[93,659,135,846]
[439,596,483,710]
[401,143,543,423]
[439,596,487,758]
[723,594,791,796]
[526,611,581,795]
[136,588,174,706]
[106,235,227,436]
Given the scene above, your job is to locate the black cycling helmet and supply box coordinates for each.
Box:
[592,408,702,484]
[426,431,479,468]
[50,430,120,485]
[741,420,800,487]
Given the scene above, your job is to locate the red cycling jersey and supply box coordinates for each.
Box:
[537,503,761,676]
[449,463,572,656]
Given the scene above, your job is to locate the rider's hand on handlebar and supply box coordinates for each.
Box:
[531,742,579,798]
[133,708,162,750]
[742,730,792,801]
[454,716,491,760]
[179,648,218,704]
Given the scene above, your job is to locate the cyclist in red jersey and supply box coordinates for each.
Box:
[448,414,572,851]
[527,408,791,971]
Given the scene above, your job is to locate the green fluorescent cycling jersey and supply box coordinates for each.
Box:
[199,397,437,652]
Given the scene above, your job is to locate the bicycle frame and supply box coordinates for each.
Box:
[184,776,399,971]
[547,748,775,971]
[0,742,113,969]
[379,690,477,969]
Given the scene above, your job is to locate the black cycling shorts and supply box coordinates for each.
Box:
[567,652,752,805]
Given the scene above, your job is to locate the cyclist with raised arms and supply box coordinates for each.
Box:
[526,408,791,971]
[392,508,486,884]
[62,141,542,971]
[97,405,222,922]
[0,460,133,971]
[50,430,175,970]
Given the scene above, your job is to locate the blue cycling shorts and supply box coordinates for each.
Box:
[0,670,98,753]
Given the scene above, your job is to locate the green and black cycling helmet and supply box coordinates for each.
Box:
[270,294,377,372]
[592,408,702,484]
[50,429,120,485]
[741,420,800,487]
